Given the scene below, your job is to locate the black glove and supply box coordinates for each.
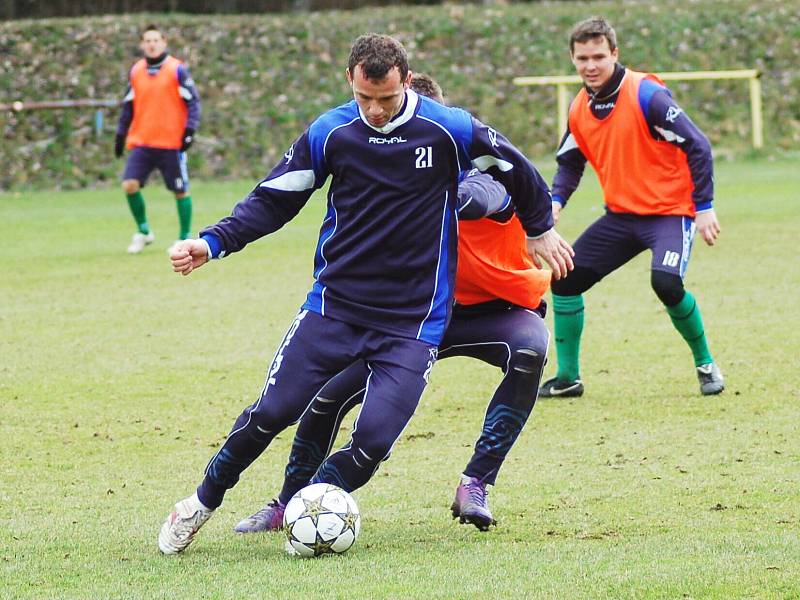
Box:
[181,128,195,152]
[114,134,125,158]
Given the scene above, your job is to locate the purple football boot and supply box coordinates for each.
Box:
[450,476,497,531]
[234,499,286,533]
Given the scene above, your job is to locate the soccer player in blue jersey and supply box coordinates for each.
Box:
[539,17,724,398]
[233,73,558,534]
[159,34,573,555]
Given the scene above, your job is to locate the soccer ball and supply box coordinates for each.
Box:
[283,483,361,558]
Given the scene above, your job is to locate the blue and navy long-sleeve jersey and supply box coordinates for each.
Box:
[116,53,201,137]
[552,64,714,212]
[202,90,552,345]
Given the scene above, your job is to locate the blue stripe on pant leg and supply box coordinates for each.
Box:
[679,216,696,279]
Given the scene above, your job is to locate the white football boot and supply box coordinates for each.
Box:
[697,362,725,395]
[127,231,155,254]
[158,493,214,555]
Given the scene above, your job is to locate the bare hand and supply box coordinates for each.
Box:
[526,229,575,280]
[696,209,721,246]
[170,239,209,276]
[552,201,563,225]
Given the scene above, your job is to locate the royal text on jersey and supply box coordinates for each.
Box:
[368,136,408,144]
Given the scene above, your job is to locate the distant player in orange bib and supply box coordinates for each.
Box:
[539,17,724,398]
[115,24,201,254]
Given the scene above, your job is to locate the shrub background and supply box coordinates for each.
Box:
[1,0,798,190]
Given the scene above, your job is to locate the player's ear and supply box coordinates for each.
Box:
[404,70,413,89]
[345,67,354,87]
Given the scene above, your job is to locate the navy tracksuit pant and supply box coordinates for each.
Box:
[197,309,436,509]
[277,301,549,505]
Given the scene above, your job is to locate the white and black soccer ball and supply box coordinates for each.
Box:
[283,483,361,558]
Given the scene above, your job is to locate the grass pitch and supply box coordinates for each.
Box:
[1,158,798,599]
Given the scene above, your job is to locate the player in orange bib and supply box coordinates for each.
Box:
[115,24,201,254]
[539,17,724,398]
[230,74,573,534]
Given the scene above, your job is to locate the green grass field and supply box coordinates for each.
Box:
[1,157,798,599]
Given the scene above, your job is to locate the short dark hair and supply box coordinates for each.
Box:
[141,24,163,39]
[569,17,617,53]
[347,34,409,82]
[411,73,444,104]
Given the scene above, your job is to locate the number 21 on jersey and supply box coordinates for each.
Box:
[415,146,433,169]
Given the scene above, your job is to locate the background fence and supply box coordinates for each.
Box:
[2,0,798,190]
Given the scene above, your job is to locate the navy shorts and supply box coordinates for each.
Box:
[122,146,189,193]
[572,212,696,280]
[306,301,549,399]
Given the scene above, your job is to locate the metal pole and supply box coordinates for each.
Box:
[94,110,104,137]
[556,83,569,146]
[0,99,118,111]
[749,75,763,149]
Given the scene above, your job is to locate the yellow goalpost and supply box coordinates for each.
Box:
[513,69,762,149]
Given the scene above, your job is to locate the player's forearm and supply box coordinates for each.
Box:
[647,91,714,208]
[456,173,510,220]
[178,65,201,130]
[551,159,585,208]
[116,93,133,136]
[186,99,201,131]
[551,129,586,207]
[676,126,714,209]
[468,119,553,236]
[482,152,553,235]
[686,137,714,210]
[509,168,555,237]
[200,187,310,256]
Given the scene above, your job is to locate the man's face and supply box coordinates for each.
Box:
[140,30,167,59]
[347,64,411,128]
[571,36,618,92]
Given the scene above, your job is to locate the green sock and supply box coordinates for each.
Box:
[666,290,713,367]
[176,196,192,239]
[553,294,584,381]
[126,191,149,234]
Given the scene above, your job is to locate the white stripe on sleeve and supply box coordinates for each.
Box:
[259,170,316,192]
[472,155,513,172]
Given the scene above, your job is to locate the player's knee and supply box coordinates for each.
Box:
[551,266,599,296]
[121,179,140,195]
[651,270,685,307]
[509,347,545,376]
[247,410,276,438]
[350,440,390,471]
[249,400,296,435]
